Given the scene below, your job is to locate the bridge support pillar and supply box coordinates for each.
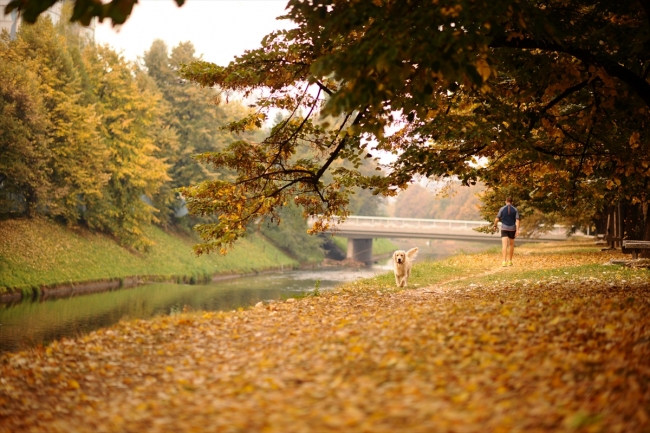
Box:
[347,238,373,266]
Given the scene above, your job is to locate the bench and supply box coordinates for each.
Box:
[622,240,650,259]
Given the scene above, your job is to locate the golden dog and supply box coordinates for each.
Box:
[393,247,418,287]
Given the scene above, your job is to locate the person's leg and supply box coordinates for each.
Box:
[501,235,508,264]
[508,237,515,262]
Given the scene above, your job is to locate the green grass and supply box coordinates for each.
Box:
[331,236,347,252]
[371,238,399,255]
[0,218,297,294]
[339,240,649,294]
[342,251,500,293]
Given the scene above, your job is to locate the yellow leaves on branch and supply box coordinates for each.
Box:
[440,4,463,17]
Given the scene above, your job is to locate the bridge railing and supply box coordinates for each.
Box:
[310,215,567,236]
[339,216,486,231]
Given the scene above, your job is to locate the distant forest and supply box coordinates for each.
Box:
[0,13,381,259]
[391,182,484,221]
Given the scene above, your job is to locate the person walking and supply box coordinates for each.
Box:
[494,197,520,267]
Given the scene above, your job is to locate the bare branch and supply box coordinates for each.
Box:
[268,83,311,139]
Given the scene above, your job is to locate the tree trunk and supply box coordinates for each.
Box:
[622,200,650,258]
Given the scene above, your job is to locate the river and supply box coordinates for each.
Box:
[0,264,391,354]
[0,239,493,354]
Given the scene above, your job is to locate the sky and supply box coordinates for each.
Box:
[94,0,398,166]
[94,0,292,65]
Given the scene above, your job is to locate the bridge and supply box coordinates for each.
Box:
[311,216,568,265]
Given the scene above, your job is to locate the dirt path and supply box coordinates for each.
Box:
[404,260,510,299]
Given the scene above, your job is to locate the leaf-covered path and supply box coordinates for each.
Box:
[1,243,649,432]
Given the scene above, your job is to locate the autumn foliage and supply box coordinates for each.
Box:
[7,0,650,250]
[175,0,649,249]
[0,14,255,250]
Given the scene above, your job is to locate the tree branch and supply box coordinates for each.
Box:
[490,36,650,108]
[264,86,322,173]
[642,62,650,80]
[524,79,590,135]
[315,80,334,96]
[539,79,590,116]
[279,87,322,146]
[235,169,316,186]
[529,145,585,158]
[571,125,594,199]
[268,177,313,197]
[315,109,366,181]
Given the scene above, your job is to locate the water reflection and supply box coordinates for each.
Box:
[0,265,390,354]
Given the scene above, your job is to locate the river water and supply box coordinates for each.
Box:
[0,265,391,354]
[0,239,493,354]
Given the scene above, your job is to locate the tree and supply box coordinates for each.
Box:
[0,32,50,216]
[393,182,483,221]
[1,17,108,221]
[142,40,235,190]
[13,0,650,249]
[82,44,170,250]
[133,70,182,228]
[16,18,109,223]
[182,0,650,248]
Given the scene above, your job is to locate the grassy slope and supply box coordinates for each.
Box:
[331,236,398,256]
[0,218,297,293]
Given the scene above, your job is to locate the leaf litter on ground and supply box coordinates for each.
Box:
[1,241,649,433]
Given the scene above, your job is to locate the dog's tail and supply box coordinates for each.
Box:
[406,247,418,259]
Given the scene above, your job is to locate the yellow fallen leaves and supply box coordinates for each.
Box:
[0,245,649,433]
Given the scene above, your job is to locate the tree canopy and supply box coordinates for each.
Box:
[182,0,650,251]
[1,14,258,252]
[11,0,650,251]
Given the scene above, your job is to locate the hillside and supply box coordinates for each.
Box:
[0,218,297,296]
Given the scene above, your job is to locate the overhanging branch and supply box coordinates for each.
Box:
[539,80,590,116]
[315,80,334,96]
[490,37,650,108]
[314,109,366,181]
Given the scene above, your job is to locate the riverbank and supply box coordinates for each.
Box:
[0,218,398,303]
[0,218,298,301]
[1,241,648,432]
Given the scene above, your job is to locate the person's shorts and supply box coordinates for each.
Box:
[501,230,516,239]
